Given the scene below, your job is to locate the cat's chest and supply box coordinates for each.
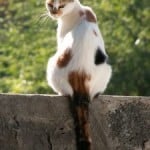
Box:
[57,15,83,44]
[57,26,77,46]
[57,27,85,54]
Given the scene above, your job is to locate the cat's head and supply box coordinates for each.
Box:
[46,0,78,19]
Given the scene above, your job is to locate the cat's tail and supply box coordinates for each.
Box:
[72,92,92,150]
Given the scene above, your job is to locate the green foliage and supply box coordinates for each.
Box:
[0,0,149,95]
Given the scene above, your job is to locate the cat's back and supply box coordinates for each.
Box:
[57,5,105,52]
[56,6,106,69]
[47,4,112,97]
[67,6,105,56]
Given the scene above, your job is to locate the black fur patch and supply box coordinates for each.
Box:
[73,92,90,106]
[94,92,101,99]
[94,47,107,65]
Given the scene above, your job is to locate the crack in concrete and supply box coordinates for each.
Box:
[13,116,20,148]
[47,133,53,150]
[13,116,20,129]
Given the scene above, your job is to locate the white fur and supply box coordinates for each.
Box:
[46,0,112,99]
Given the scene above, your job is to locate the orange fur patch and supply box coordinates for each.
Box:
[75,106,92,144]
[85,10,97,23]
[57,10,63,15]
[57,48,72,68]
[68,71,91,95]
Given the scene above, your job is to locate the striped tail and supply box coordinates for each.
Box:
[72,92,92,150]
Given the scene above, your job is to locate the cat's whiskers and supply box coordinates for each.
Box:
[40,12,49,18]
[37,12,50,25]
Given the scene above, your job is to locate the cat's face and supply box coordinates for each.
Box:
[46,0,76,19]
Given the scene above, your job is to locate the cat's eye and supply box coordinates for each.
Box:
[48,3,53,8]
[59,4,65,9]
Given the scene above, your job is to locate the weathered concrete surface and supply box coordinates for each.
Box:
[0,94,149,150]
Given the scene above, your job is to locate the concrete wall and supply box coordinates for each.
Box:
[0,94,149,150]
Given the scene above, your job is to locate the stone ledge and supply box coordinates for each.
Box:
[0,94,149,150]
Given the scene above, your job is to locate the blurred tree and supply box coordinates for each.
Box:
[0,0,149,95]
[94,0,150,96]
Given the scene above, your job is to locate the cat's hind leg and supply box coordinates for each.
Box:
[47,58,73,96]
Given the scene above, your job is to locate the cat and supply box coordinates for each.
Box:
[45,0,112,149]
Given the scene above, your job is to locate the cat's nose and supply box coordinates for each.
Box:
[52,7,58,14]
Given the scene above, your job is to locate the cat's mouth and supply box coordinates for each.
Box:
[49,9,63,18]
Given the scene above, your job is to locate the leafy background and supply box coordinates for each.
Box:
[0,0,149,96]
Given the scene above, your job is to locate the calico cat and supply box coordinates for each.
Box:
[45,0,112,149]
